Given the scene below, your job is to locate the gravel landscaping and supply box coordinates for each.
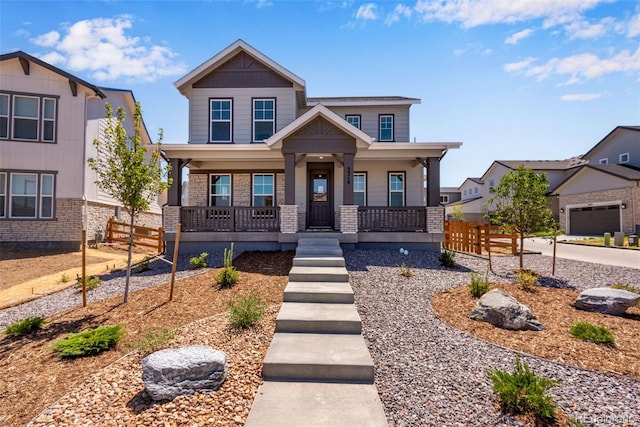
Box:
[346,250,640,427]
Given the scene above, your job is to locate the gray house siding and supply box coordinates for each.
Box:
[322,105,411,142]
[583,128,640,167]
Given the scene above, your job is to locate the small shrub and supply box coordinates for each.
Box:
[60,273,70,283]
[216,243,238,288]
[228,291,266,329]
[516,270,537,291]
[4,316,45,337]
[127,327,177,356]
[439,249,455,268]
[76,275,101,291]
[611,283,640,294]
[469,271,489,298]
[569,322,615,345]
[52,324,124,358]
[190,252,208,269]
[135,259,151,273]
[486,356,559,421]
[397,262,413,278]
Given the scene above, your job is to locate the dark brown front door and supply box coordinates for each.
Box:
[308,163,333,228]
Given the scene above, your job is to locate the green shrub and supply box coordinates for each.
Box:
[397,262,413,278]
[51,324,124,358]
[439,249,455,268]
[216,243,238,288]
[611,283,640,294]
[469,272,489,298]
[126,326,177,356]
[228,291,266,329]
[4,316,45,337]
[135,259,151,273]
[190,252,208,269]
[569,321,615,345]
[76,275,101,291]
[516,270,537,291]
[486,356,559,421]
[60,273,70,283]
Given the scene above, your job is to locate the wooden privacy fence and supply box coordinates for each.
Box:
[444,220,517,255]
[107,218,163,253]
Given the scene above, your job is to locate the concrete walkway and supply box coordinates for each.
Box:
[245,235,387,427]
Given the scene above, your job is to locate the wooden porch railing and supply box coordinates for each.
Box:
[107,218,163,253]
[180,206,280,232]
[444,220,517,255]
[357,206,427,232]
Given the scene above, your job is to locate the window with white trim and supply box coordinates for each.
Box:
[353,172,366,206]
[253,99,275,141]
[379,115,394,141]
[389,172,405,206]
[0,172,5,217]
[0,94,8,139]
[346,115,361,129]
[599,158,608,164]
[252,174,274,207]
[210,99,232,142]
[210,174,231,206]
[619,153,630,163]
[40,174,54,218]
[440,195,449,204]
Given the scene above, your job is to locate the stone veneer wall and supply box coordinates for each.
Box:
[559,187,639,234]
[426,207,445,233]
[233,174,251,206]
[339,206,358,233]
[188,174,208,206]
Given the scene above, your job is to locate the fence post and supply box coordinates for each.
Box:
[107,218,113,243]
[157,227,163,253]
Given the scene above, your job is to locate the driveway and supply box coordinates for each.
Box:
[523,237,640,269]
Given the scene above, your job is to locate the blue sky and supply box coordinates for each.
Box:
[1,0,638,187]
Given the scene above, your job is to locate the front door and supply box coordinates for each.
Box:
[307,163,333,228]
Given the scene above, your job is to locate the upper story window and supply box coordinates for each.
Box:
[599,158,608,164]
[353,172,367,206]
[3,171,55,219]
[210,174,231,206]
[489,179,495,188]
[210,99,232,143]
[619,153,630,163]
[253,99,275,141]
[474,187,478,194]
[389,172,405,206]
[346,115,361,129]
[253,174,274,207]
[379,115,394,141]
[440,195,449,204]
[0,93,58,142]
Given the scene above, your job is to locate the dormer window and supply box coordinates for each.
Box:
[253,98,275,141]
[619,153,630,163]
[210,99,232,143]
[599,158,608,164]
[346,115,361,129]
[379,115,394,141]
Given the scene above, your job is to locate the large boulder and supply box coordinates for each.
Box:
[470,289,544,331]
[574,287,640,316]
[142,345,227,401]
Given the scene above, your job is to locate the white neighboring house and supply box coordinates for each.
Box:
[0,51,162,249]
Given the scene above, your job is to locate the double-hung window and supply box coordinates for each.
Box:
[0,173,6,217]
[353,172,366,206]
[42,98,56,142]
[253,174,274,207]
[14,95,40,141]
[253,99,275,141]
[210,99,232,142]
[389,172,405,206]
[1,171,56,219]
[379,115,394,141]
[0,94,9,139]
[0,93,57,142]
[40,174,54,218]
[210,174,231,206]
[346,115,361,129]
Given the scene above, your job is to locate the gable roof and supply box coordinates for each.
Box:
[552,163,640,194]
[496,158,586,171]
[1,51,105,98]
[265,104,375,148]
[581,125,640,160]
[174,39,305,95]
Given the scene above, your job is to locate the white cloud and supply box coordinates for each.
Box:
[356,3,378,20]
[505,28,534,45]
[30,16,186,82]
[504,57,537,72]
[628,13,640,37]
[560,93,602,101]
[564,17,615,40]
[11,29,31,38]
[385,4,412,25]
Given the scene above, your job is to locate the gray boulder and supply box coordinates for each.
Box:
[142,345,227,401]
[574,287,640,316]
[470,289,544,331]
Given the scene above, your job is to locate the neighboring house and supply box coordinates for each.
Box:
[0,52,161,249]
[161,40,462,252]
[439,187,461,206]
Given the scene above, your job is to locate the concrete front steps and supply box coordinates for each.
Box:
[245,237,387,427]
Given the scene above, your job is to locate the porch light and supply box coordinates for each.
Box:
[319,156,324,159]
[621,203,626,209]
[560,208,565,213]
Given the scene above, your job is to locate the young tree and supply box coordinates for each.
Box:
[88,103,171,303]
[485,165,554,270]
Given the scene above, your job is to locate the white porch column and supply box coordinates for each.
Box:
[280,205,299,233]
[426,207,445,233]
[163,206,180,233]
[340,205,358,233]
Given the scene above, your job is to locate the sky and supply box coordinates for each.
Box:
[1,0,638,187]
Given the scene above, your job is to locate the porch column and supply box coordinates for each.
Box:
[167,158,183,206]
[426,157,441,207]
[284,153,295,205]
[343,153,354,205]
[280,204,299,233]
[340,205,358,233]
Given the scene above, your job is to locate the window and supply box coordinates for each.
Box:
[379,115,394,141]
[253,99,275,141]
[14,95,39,140]
[389,172,405,206]
[252,174,274,207]
[210,174,231,206]
[0,172,55,219]
[0,94,8,139]
[474,187,478,194]
[620,153,630,163]
[599,158,608,164]
[346,115,361,129]
[10,173,37,218]
[0,173,5,217]
[489,179,495,188]
[0,93,57,142]
[210,99,232,142]
[353,172,366,206]
[440,195,449,204]
[463,189,467,196]
[40,174,54,218]
[42,98,56,142]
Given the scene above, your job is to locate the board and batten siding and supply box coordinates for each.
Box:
[189,87,297,144]
[583,129,640,167]
[325,105,411,142]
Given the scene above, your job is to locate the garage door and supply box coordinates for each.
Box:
[569,205,620,235]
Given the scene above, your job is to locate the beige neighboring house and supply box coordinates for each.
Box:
[161,39,461,252]
[0,51,162,249]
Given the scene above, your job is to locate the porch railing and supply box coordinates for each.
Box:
[357,206,427,232]
[180,206,280,232]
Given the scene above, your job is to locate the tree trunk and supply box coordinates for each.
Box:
[124,213,135,304]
